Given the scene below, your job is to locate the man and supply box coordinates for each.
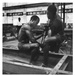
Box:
[42,5,65,67]
[17,17,22,36]
[18,15,41,63]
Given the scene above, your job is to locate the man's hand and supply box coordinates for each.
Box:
[48,29,51,37]
[30,43,39,47]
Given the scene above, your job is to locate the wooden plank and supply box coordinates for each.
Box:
[3,54,72,74]
[3,62,47,74]
[57,69,72,74]
[49,51,72,57]
[49,55,68,75]
[3,56,52,73]
[3,57,72,74]
[59,61,69,71]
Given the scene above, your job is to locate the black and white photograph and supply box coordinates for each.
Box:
[2,2,73,75]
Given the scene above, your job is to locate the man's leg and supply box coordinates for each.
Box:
[42,45,50,66]
[18,42,40,62]
[30,47,40,63]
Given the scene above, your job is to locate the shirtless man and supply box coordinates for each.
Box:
[18,15,41,63]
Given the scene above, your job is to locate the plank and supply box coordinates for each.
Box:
[49,55,68,75]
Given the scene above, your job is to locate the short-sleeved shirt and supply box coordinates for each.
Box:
[49,15,64,36]
[48,15,64,44]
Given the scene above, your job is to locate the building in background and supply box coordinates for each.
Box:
[3,3,73,28]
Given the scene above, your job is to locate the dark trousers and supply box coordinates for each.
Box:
[43,42,60,65]
[43,45,50,65]
[30,47,40,62]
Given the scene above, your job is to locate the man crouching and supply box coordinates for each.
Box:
[18,15,41,64]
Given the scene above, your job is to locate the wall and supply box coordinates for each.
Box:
[3,3,48,25]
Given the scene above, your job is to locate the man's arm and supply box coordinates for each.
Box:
[48,29,51,37]
[26,30,43,47]
[26,30,37,43]
[34,33,44,40]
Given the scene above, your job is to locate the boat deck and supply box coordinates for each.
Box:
[3,39,73,74]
